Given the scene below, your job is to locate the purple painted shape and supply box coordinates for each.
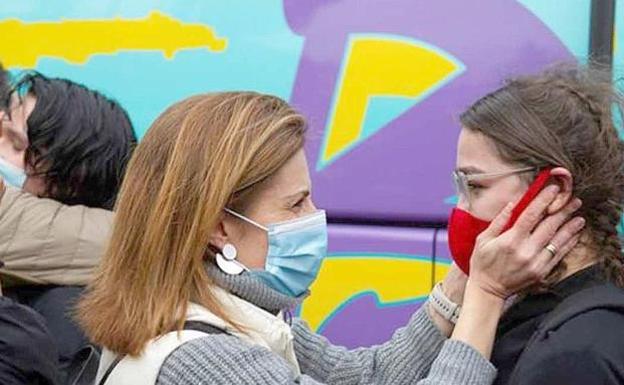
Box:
[284,0,574,222]
[320,293,423,348]
[309,225,434,346]
[435,229,452,263]
[329,224,435,256]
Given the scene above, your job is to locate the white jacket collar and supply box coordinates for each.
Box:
[187,287,300,375]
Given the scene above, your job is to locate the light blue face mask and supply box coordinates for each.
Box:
[0,156,26,188]
[224,208,328,297]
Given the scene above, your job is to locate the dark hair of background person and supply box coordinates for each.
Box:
[14,73,137,209]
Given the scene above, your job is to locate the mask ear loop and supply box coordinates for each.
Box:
[224,208,269,232]
[214,208,268,275]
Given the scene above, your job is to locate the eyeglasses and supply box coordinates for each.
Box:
[452,166,536,203]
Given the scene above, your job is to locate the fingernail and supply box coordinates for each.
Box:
[573,198,582,209]
[574,217,586,229]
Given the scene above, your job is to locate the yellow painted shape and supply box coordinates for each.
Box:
[0,11,227,68]
[300,256,433,331]
[322,36,460,162]
[433,261,451,285]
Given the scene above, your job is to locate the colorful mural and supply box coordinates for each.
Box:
[286,0,576,222]
[0,0,593,348]
[299,225,444,347]
[286,0,577,347]
[317,34,465,170]
[0,0,304,136]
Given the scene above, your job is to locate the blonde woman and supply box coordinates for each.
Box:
[77,92,581,385]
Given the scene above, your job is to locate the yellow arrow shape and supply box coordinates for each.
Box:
[320,35,464,168]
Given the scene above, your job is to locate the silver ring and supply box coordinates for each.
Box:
[545,243,558,257]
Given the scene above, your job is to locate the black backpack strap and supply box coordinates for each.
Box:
[508,284,624,384]
[97,355,123,385]
[67,344,101,385]
[98,321,226,385]
[182,320,227,335]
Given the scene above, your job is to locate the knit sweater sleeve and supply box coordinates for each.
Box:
[156,334,325,385]
[292,303,497,384]
[157,305,497,385]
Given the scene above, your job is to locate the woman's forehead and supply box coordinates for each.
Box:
[457,128,507,171]
[260,150,311,198]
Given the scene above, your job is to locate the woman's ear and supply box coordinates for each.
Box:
[208,217,228,253]
[547,167,573,214]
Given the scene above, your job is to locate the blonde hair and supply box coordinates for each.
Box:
[77,92,307,356]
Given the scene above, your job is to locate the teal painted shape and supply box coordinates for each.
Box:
[361,96,418,140]
[517,0,591,60]
[444,195,458,205]
[614,2,624,90]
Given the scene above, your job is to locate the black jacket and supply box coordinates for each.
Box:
[4,284,88,379]
[492,266,624,385]
[0,296,61,385]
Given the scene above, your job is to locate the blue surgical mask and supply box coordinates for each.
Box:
[0,156,26,188]
[225,208,328,297]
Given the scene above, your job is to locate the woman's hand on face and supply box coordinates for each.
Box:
[469,185,585,299]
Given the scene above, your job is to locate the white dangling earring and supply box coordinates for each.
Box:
[215,243,248,275]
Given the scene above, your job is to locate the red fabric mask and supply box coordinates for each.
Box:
[448,169,552,275]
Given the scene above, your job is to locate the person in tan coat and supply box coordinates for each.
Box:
[0,183,113,290]
[0,64,63,385]
[0,72,135,381]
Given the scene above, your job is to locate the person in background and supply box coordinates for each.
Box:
[0,65,61,385]
[0,292,61,385]
[0,71,136,381]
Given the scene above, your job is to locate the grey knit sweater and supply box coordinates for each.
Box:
[156,266,497,384]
